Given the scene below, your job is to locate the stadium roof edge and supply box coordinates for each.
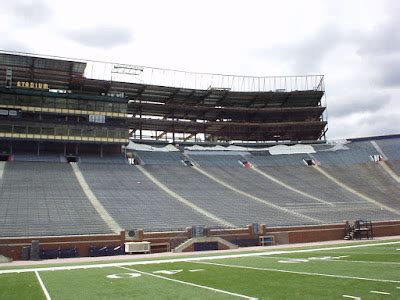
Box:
[347,133,400,142]
[0,49,324,80]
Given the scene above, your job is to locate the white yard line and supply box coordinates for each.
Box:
[119,266,257,300]
[1,240,399,275]
[258,256,400,265]
[192,261,400,284]
[342,295,360,300]
[34,271,51,300]
[370,290,391,295]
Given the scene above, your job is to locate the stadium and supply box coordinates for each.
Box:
[0,50,400,299]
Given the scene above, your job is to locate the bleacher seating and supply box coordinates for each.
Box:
[143,165,317,227]
[135,151,185,165]
[377,139,400,160]
[0,162,112,237]
[78,164,216,231]
[1,136,400,238]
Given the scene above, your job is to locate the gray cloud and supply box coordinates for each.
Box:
[255,25,358,73]
[355,7,400,88]
[9,0,52,26]
[64,26,134,50]
[328,92,391,118]
[329,108,400,140]
[378,59,400,87]
[0,37,32,53]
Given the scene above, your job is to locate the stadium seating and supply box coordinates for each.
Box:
[134,151,185,165]
[0,162,112,237]
[143,165,317,227]
[376,139,400,160]
[1,136,400,237]
[78,164,217,231]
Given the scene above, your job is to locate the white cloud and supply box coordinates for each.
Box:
[0,0,399,140]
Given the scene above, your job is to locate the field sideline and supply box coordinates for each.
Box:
[1,238,400,299]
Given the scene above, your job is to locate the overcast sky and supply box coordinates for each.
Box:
[0,0,399,140]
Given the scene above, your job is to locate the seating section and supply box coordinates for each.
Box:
[377,139,400,160]
[78,154,127,164]
[143,165,317,227]
[387,161,400,176]
[135,151,185,165]
[311,141,374,165]
[1,136,400,237]
[246,152,308,167]
[186,154,245,167]
[78,164,216,231]
[0,162,112,237]
[321,163,400,210]
[13,153,65,162]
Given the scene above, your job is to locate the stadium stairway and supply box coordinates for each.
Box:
[71,163,122,233]
[378,161,400,183]
[77,164,222,231]
[0,162,113,237]
[0,161,4,180]
[315,164,400,215]
[143,164,321,227]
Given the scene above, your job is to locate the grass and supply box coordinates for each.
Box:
[1,239,399,299]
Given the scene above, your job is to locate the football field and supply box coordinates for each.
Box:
[1,239,399,299]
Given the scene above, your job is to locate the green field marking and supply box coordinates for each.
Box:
[259,255,400,266]
[35,271,51,300]
[1,240,400,275]
[205,254,400,282]
[0,272,45,300]
[132,261,400,299]
[120,266,256,299]
[38,266,235,299]
[2,241,400,300]
[193,260,400,283]
[1,239,398,271]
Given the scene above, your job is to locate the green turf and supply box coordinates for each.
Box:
[0,238,396,271]
[1,240,400,299]
[0,272,45,300]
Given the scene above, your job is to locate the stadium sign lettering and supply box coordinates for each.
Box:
[16,81,49,89]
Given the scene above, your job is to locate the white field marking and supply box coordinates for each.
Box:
[192,261,400,284]
[189,269,204,272]
[321,251,400,255]
[370,290,391,295]
[193,165,322,224]
[34,271,51,300]
[259,255,400,266]
[153,270,182,275]
[313,165,400,215]
[136,165,234,227]
[1,240,400,275]
[277,258,308,264]
[342,295,360,300]
[71,164,122,233]
[252,167,335,206]
[119,266,257,300]
[107,273,141,279]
